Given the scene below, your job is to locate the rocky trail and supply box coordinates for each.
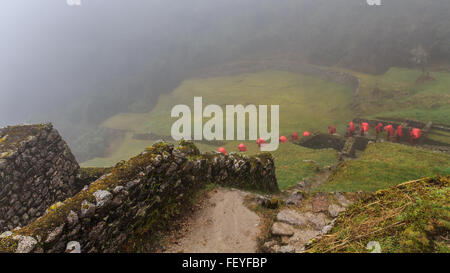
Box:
[161,167,363,253]
[164,188,261,253]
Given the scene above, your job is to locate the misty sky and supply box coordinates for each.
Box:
[0,0,196,126]
[1,0,449,129]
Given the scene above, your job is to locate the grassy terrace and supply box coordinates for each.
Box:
[100,70,354,136]
[316,142,450,192]
[335,67,450,125]
[427,129,450,145]
[84,70,350,189]
[84,67,449,192]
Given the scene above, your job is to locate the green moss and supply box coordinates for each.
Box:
[78,167,112,180]
[0,237,18,253]
[177,140,200,155]
[1,140,277,253]
[47,202,64,213]
[308,176,450,253]
[14,145,165,242]
[0,124,47,150]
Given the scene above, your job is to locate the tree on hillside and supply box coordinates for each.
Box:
[410,45,429,74]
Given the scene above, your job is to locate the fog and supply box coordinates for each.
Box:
[0,0,271,127]
[0,0,193,126]
[1,0,449,160]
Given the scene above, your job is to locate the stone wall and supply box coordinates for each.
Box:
[0,140,278,253]
[296,133,369,159]
[76,167,113,190]
[0,124,80,233]
[296,134,346,151]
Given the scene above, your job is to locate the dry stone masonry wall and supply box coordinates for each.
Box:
[0,124,79,233]
[0,140,278,253]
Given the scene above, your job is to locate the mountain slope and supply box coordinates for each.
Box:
[308,176,450,253]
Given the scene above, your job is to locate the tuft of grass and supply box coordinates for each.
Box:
[308,176,450,253]
[317,142,450,192]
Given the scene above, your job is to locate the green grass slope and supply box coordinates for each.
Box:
[84,67,449,192]
[317,142,450,192]
[338,67,450,125]
[101,70,354,136]
[84,70,352,189]
[308,176,450,253]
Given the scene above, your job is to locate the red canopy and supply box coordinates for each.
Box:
[362,122,369,132]
[410,128,422,139]
[303,131,310,137]
[329,125,336,135]
[396,125,403,136]
[291,132,299,141]
[384,125,394,135]
[349,122,355,131]
[218,147,227,155]
[256,138,266,147]
[280,136,287,143]
[238,143,247,152]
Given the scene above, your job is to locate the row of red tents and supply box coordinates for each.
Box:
[217,133,311,155]
[346,121,422,143]
[216,122,423,155]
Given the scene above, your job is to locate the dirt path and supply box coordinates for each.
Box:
[307,169,332,191]
[164,188,261,253]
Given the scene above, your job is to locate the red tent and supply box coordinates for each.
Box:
[396,125,403,137]
[390,126,395,135]
[410,128,422,144]
[384,125,394,140]
[393,125,403,142]
[347,121,356,137]
[280,136,287,143]
[362,122,369,132]
[256,138,266,147]
[411,128,422,139]
[303,131,310,137]
[360,122,369,136]
[349,122,355,132]
[218,147,227,155]
[329,125,336,135]
[238,143,247,152]
[291,132,299,141]
[375,123,383,136]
